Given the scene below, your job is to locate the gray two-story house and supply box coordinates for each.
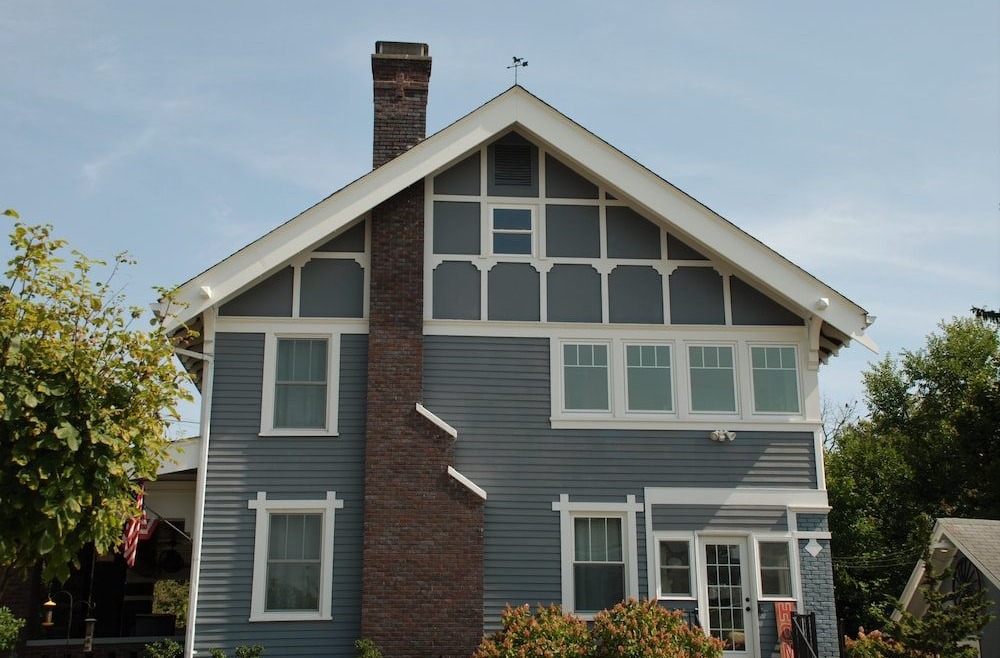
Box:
[159,41,874,658]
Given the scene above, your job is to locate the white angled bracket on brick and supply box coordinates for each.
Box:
[447,466,487,500]
[415,402,458,439]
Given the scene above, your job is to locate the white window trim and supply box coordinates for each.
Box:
[747,343,803,416]
[488,203,537,257]
[623,341,676,414]
[686,342,740,416]
[558,339,613,413]
[652,532,697,601]
[260,332,340,436]
[552,494,642,619]
[248,491,344,622]
[754,535,798,602]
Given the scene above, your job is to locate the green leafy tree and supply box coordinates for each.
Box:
[0,211,191,595]
[844,560,993,658]
[827,317,1000,630]
[0,606,25,652]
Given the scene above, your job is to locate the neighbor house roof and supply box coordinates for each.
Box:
[161,85,874,354]
[896,518,1000,618]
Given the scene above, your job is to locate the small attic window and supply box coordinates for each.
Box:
[488,132,538,197]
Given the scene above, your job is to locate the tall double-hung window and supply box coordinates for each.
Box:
[688,345,737,413]
[260,334,339,436]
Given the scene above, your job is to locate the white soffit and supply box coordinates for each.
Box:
[165,87,870,340]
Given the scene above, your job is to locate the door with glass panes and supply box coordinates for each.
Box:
[699,537,757,658]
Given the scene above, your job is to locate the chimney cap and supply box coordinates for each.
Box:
[374,41,430,58]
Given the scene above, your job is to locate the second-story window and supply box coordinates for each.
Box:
[563,343,610,411]
[625,344,673,412]
[750,346,800,413]
[275,338,328,428]
[688,345,737,413]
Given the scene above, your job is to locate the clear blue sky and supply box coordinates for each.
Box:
[3,2,998,434]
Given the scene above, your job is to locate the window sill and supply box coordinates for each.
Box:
[249,612,332,623]
[656,595,697,602]
[258,429,340,438]
[550,417,819,431]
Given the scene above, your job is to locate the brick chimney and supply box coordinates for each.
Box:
[363,41,484,658]
[371,41,432,168]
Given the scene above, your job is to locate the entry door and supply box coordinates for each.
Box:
[699,537,757,658]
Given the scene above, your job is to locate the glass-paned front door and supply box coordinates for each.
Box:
[701,537,756,657]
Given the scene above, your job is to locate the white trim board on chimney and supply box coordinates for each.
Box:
[162,86,872,345]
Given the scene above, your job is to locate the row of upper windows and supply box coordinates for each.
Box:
[257,335,805,435]
[556,340,801,420]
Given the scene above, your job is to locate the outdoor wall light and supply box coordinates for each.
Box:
[710,429,736,442]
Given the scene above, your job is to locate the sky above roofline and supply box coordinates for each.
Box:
[2,1,997,433]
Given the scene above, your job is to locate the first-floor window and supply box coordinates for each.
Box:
[658,538,693,598]
[248,491,343,621]
[574,516,625,612]
[553,495,640,617]
[266,513,322,611]
[758,540,793,598]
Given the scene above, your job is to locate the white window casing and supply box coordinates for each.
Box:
[248,491,344,622]
[552,494,642,619]
[748,344,802,414]
[260,332,341,436]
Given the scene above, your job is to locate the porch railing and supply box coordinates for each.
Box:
[791,611,819,658]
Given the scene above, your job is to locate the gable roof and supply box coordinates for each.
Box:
[162,85,874,351]
[896,518,1000,618]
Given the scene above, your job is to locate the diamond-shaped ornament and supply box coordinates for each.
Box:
[805,538,823,557]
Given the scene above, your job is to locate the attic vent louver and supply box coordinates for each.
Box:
[493,140,533,187]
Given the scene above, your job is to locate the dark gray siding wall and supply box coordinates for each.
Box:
[198,332,366,657]
[422,336,817,629]
[651,506,788,532]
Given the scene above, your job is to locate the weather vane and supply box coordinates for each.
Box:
[507,56,528,85]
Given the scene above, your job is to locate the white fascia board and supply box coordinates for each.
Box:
[166,86,870,340]
[416,402,458,438]
[157,437,200,475]
[447,466,487,500]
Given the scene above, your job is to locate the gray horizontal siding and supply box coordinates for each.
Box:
[422,335,816,629]
[199,332,365,657]
[651,506,788,532]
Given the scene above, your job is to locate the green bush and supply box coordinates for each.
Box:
[234,645,265,658]
[153,580,189,630]
[591,599,724,658]
[0,606,25,652]
[844,628,901,658]
[473,604,591,658]
[144,638,183,658]
[355,637,383,658]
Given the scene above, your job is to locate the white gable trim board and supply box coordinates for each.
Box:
[164,87,872,351]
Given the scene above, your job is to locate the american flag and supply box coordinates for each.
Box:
[122,483,144,568]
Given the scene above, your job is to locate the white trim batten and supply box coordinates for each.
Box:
[447,466,487,500]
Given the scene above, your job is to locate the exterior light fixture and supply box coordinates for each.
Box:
[710,429,736,442]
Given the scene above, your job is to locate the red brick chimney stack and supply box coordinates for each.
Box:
[371,41,432,168]
[363,41,484,658]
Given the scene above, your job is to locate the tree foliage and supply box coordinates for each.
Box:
[0,212,191,594]
[844,560,993,658]
[827,317,1000,631]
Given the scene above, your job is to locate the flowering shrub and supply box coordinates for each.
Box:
[591,599,724,658]
[473,604,591,658]
[844,628,903,658]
